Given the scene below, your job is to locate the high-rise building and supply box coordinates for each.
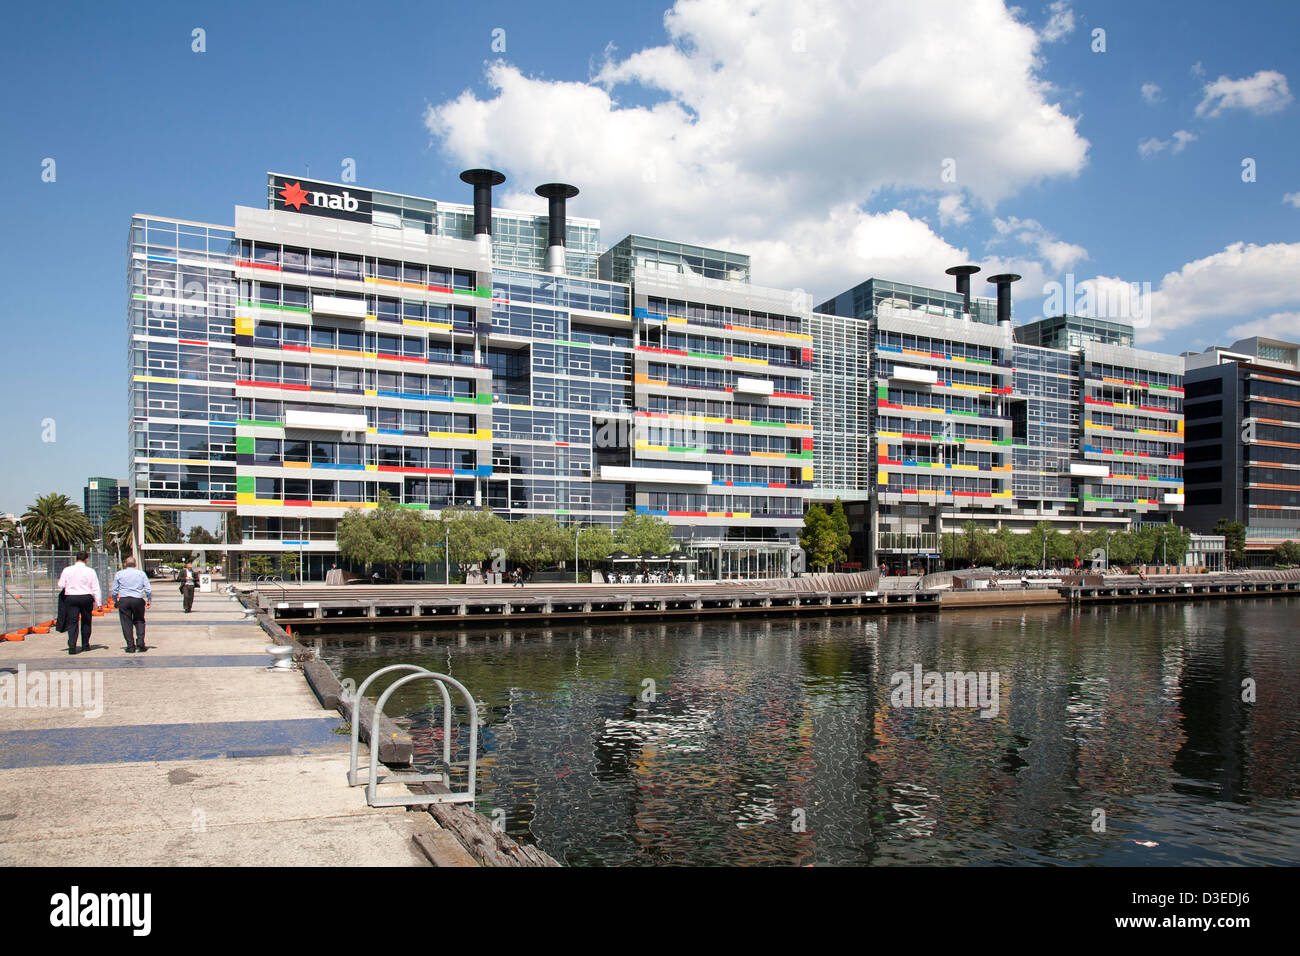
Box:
[811,270,1184,569]
[83,477,129,531]
[128,173,807,578]
[1182,337,1300,564]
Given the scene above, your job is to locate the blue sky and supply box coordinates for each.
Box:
[2,0,1298,522]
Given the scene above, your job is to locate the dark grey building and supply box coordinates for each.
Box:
[1182,337,1300,564]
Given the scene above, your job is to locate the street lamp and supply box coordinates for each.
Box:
[444,525,450,586]
[1105,530,1114,572]
[574,524,580,584]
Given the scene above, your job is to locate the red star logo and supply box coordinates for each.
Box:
[279,180,310,210]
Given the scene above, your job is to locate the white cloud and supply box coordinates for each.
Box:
[1224,312,1300,343]
[1040,1,1075,43]
[1138,130,1196,158]
[937,194,971,227]
[1138,137,1168,159]
[1190,61,1206,79]
[424,0,1088,300]
[1283,192,1300,208]
[988,215,1086,275]
[1140,82,1163,104]
[1195,69,1293,118]
[1110,241,1300,344]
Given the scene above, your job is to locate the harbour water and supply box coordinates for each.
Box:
[323,599,1300,866]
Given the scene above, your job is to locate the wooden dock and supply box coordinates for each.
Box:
[240,571,939,629]
[1060,569,1300,604]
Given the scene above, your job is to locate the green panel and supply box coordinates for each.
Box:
[237,419,284,430]
[236,435,255,454]
[237,475,255,493]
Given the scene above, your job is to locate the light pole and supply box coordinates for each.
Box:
[1105,531,1113,572]
[574,524,580,584]
[444,525,450,585]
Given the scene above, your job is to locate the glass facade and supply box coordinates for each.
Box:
[130,176,1195,576]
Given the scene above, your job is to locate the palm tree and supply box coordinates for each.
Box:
[22,493,95,549]
[103,500,173,557]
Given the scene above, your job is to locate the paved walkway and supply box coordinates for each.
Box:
[0,584,433,866]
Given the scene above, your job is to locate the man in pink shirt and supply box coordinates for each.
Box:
[57,551,102,655]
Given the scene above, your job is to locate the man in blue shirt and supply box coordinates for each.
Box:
[111,556,153,653]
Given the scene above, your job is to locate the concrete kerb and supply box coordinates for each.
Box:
[234,590,414,766]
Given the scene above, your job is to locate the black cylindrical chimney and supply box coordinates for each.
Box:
[535,183,579,273]
[459,168,505,237]
[987,273,1020,326]
[945,264,980,314]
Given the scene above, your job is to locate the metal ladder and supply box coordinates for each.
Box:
[346,664,478,808]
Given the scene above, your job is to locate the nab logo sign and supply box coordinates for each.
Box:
[273,176,372,223]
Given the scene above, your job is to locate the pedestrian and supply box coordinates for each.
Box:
[179,562,198,612]
[111,555,152,653]
[57,551,102,655]
[512,567,523,587]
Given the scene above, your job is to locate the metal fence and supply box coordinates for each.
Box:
[1,548,117,634]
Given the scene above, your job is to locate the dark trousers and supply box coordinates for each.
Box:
[118,596,147,648]
[65,595,94,651]
[182,583,195,612]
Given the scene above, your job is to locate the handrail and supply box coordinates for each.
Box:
[367,670,478,808]
[347,664,448,787]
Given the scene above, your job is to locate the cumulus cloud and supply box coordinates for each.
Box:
[1283,192,1300,208]
[989,215,1086,276]
[937,194,971,227]
[1138,130,1196,158]
[1224,312,1300,343]
[1195,69,1293,118]
[1140,82,1163,104]
[1040,1,1075,43]
[1097,241,1300,344]
[424,0,1088,299]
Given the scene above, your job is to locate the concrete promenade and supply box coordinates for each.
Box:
[0,585,438,866]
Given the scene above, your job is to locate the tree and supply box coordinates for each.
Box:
[577,524,616,565]
[1027,521,1055,569]
[188,525,220,546]
[103,500,173,558]
[1214,519,1247,569]
[614,510,675,556]
[1273,541,1300,566]
[21,493,95,549]
[508,516,571,574]
[800,505,839,571]
[988,526,1016,568]
[829,498,851,568]
[336,492,440,582]
[440,505,511,570]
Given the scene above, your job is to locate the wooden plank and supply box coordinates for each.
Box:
[412,830,480,868]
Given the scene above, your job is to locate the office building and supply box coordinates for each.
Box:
[812,269,1184,569]
[1182,337,1300,564]
[128,172,807,577]
[83,477,129,530]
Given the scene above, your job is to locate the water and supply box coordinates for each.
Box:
[322,600,1300,866]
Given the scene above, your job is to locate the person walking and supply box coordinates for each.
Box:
[111,555,152,653]
[57,551,102,655]
[179,562,198,613]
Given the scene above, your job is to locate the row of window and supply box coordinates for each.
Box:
[237,240,477,290]
[645,297,803,336]
[248,283,478,323]
[644,329,808,368]
[644,364,807,395]
[877,331,1000,365]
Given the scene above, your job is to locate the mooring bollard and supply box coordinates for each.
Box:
[266,645,294,671]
